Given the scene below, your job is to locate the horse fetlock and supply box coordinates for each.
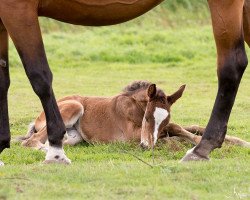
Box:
[44,146,71,164]
[0,137,10,153]
[47,128,66,146]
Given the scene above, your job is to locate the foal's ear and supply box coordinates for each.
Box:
[147,84,157,99]
[167,85,186,105]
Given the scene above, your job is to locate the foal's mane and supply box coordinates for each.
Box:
[123,81,151,93]
[122,81,166,98]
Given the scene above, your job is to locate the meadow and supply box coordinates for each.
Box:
[0,1,250,199]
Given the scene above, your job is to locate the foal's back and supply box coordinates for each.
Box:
[59,94,143,142]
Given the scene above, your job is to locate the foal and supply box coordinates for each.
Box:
[20,81,250,163]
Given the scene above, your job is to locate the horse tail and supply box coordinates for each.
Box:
[15,122,36,142]
[225,135,250,148]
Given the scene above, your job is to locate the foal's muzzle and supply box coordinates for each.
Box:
[140,142,148,150]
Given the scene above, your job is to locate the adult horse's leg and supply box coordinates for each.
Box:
[243,0,250,45]
[181,0,248,161]
[0,21,10,166]
[1,3,70,164]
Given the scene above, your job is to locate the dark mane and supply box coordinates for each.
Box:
[122,81,152,93]
[122,81,166,100]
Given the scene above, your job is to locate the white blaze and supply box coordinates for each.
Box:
[153,107,169,144]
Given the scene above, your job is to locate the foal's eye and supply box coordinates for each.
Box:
[145,116,150,122]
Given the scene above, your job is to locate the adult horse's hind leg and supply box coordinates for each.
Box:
[0,21,10,166]
[182,0,248,161]
[1,3,70,164]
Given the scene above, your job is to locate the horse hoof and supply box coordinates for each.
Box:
[43,158,71,165]
[0,160,4,167]
[180,147,209,162]
[43,146,71,165]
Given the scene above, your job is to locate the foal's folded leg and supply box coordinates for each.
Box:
[21,126,48,152]
[224,135,250,148]
[60,100,84,146]
[183,125,205,136]
[162,123,202,145]
[22,100,84,150]
[184,125,250,148]
[64,127,83,146]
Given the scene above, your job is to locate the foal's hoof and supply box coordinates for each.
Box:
[180,147,209,162]
[39,146,49,153]
[140,142,149,150]
[43,146,71,165]
[0,160,4,167]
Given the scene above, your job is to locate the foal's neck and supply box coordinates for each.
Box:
[131,90,148,112]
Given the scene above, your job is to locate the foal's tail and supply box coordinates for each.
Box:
[16,122,36,142]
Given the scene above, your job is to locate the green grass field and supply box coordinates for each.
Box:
[1,2,250,200]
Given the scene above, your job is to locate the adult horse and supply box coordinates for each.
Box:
[0,0,249,164]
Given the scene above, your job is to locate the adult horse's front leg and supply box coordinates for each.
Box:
[181,0,248,161]
[1,3,70,164]
[0,21,10,166]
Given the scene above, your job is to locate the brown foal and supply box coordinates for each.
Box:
[19,81,250,161]
[0,0,249,165]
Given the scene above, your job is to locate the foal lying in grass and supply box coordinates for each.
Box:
[19,81,250,163]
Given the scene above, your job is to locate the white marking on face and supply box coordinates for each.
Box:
[153,107,169,144]
[140,115,149,146]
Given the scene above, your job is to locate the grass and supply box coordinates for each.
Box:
[1,1,250,199]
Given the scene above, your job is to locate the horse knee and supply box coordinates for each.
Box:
[219,43,248,87]
[28,69,53,98]
[235,42,248,74]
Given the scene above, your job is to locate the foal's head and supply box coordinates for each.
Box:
[140,84,185,149]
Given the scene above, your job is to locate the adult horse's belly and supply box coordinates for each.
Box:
[38,0,164,26]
